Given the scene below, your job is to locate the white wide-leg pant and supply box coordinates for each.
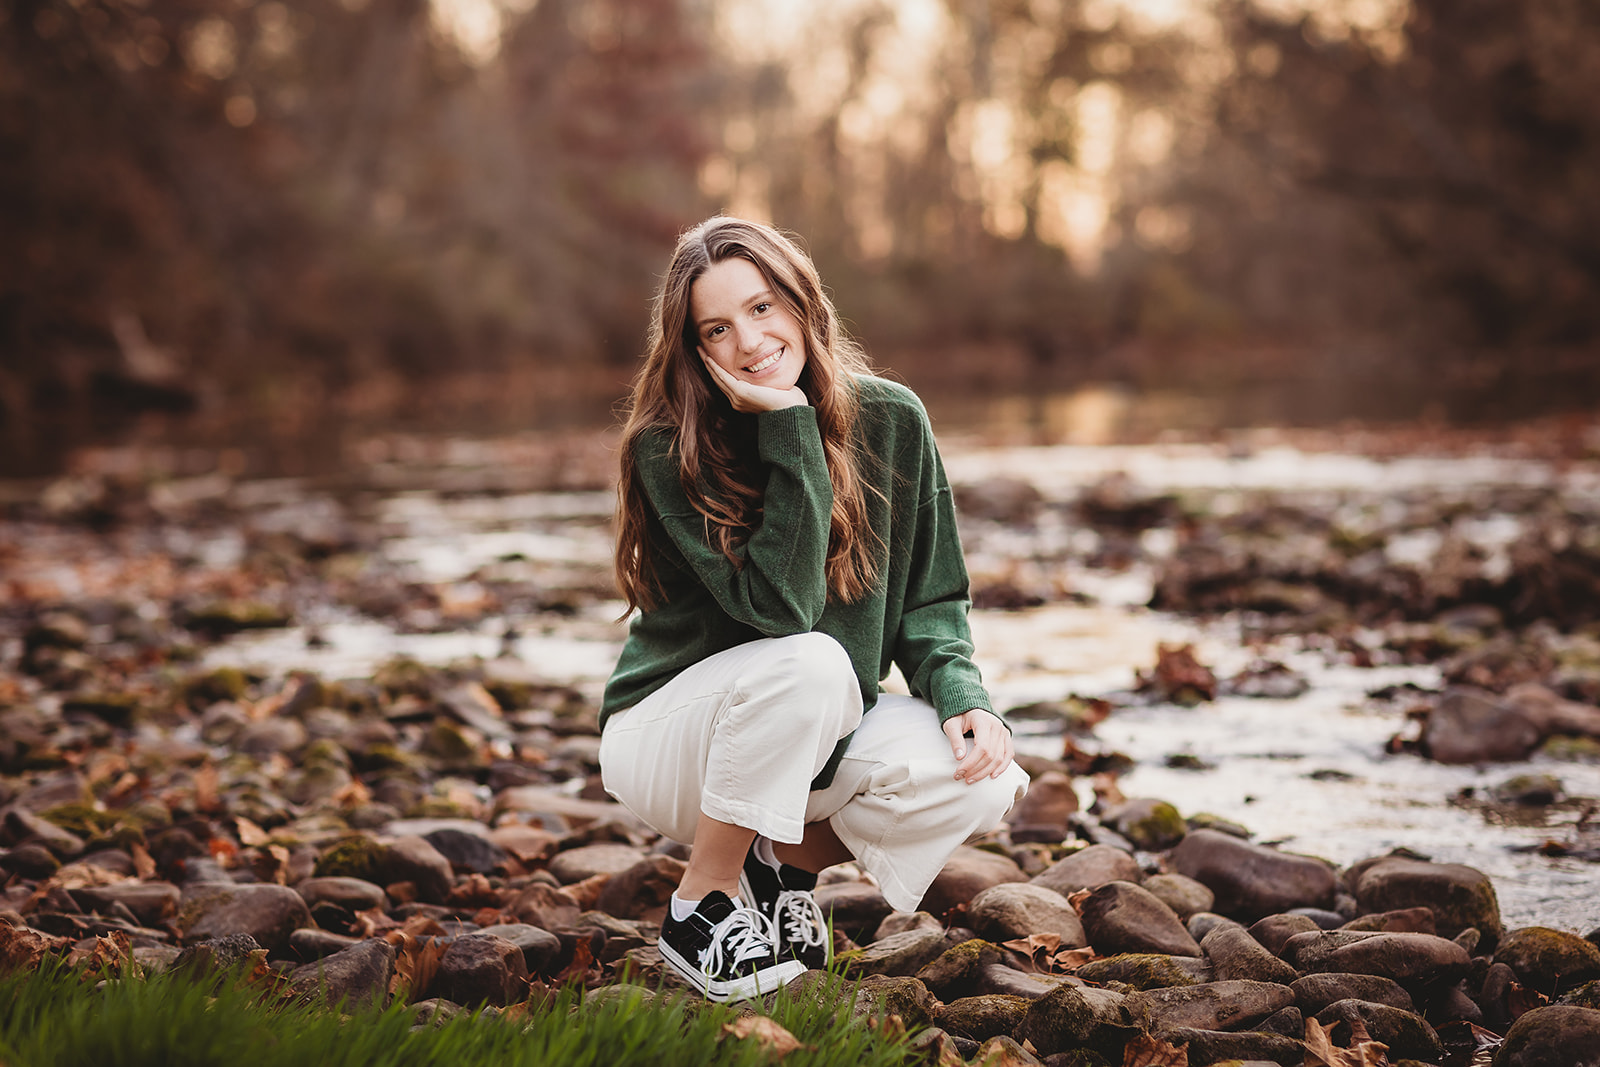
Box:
[598,633,1030,912]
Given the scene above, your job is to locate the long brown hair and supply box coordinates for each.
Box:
[614,217,880,613]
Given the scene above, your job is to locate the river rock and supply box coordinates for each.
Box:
[1291,972,1414,1014]
[295,877,387,912]
[1143,873,1214,921]
[1,843,61,879]
[235,718,307,757]
[968,882,1087,947]
[509,883,581,931]
[547,842,645,884]
[935,994,1031,1042]
[171,933,264,979]
[1187,912,1237,943]
[1289,930,1471,989]
[1493,1005,1600,1067]
[475,923,561,974]
[876,911,944,940]
[917,939,1005,999]
[71,882,180,926]
[814,881,893,941]
[1201,923,1299,984]
[382,836,454,903]
[1157,1027,1304,1066]
[1006,770,1077,841]
[288,927,362,961]
[854,974,940,1030]
[1016,982,1135,1059]
[422,828,507,874]
[1101,798,1187,851]
[1121,979,1295,1033]
[1557,981,1600,1010]
[1031,844,1141,897]
[432,934,529,1007]
[289,937,395,1009]
[1079,880,1201,957]
[976,963,1070,1000]
[1342,905,1437,935]
[3,808,84,858]
[1316,998,1443,1062]
[1249,913,1321,956]
[180,883,312,954]
[1494,926,1600,994]
[1075,953,1211,990]
[1423,687,1542,763]
[922,846,1027,918]
[593,855,684,921]
[1346,854,1503,948]
[841,928,949,977]
[1169,830,1336,920]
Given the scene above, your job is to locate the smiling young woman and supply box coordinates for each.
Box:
[600,216,1029,1002]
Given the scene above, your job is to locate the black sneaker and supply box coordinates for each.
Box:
[738,843,832,970]
[656,890,805,1001]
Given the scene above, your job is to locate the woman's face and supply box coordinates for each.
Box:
[689,257,807,394]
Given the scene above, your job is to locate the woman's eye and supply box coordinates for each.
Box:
[754,302,770,314]
[707,325,726,338]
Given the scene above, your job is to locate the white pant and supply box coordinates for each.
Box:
[598,633,1030,912]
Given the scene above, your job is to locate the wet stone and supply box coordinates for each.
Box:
[432,934,530,1007]
[1494,926,1600,995]
[295,877,387,913]
[1249,913,1321,956]
[921,846,1027,919]
[1291,972,1414,1015]
[1169,829,1337,921]
[1423,687,1542,764]
[1142,873,1214,921]
[1078,880,1201,958]
[547,842,646,884]
[1346,854,1503,948]
[475,923,561,975]
[1201,922,1299,985]
[289,937,395,1010]
[422,828,507,874]
[180,883,313,955]
[1315,999,1444,1063]
[71,882,180,926]
[968,882,1087,947]
[935,994,1032,1043]
[1289,930,1471,990]
[841,928,950,978]
[1030,844,1141,898]
[1100,797,1187,851]
[1122,979,1296,1034]
[1075,953,1212,990]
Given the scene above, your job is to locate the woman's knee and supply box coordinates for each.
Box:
[733,632,862,730]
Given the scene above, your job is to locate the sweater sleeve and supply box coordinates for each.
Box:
[891,419,996,723]
[637,406,833,636]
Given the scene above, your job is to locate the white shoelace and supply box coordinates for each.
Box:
[698,905,779,977]
[773,889,828,951]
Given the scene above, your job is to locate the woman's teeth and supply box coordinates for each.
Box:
[744,350,781,374]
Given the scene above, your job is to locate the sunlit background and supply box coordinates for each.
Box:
[3,0,1596,475]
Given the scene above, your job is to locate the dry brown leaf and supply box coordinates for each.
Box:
[0,925,67,975]
[446,873,504,908]
[67,932,137,980]
[1055,947,1097,971]
[1091,772,1127,808]
[972,1037,1040,1066]
[50,863,134,891]
[1122,1032,1189,1066]
[330,779,372,809]
[723,1015,805,1059]
[555,934,596,986]
[354,907,401,938]
[389,934,448,1003]
[1303,1016,1390,1067]
[1001,933,1063,973]
[194,762,220,814]
[1505,979,1548,1020]
[1066,888,1093,915]
[130,842,157,881]
[235,817,269,847]
[565,872,610,909]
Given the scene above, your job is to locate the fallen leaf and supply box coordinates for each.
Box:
[389,933,448,1003]
[1122,1031,1188,1066]
[1001,933,1063,973]
[723,1015,805,1059]
[555,934,596,986]
[1066,888,1093,915]
[67,932,136,980]
[565,872,610,909]
[972,1036,1041,1066]
[1054,946,1097,971]
[1505,979,1548,1020]
[330,779,372,809]
[130,842,157,881]
[235,817,269,847]
[194,762,220,814]
[0,925,68,975]
[353,907,401,938]
[1303,1016,1390,1067]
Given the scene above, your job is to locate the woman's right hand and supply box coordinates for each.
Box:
[701,350,809,413]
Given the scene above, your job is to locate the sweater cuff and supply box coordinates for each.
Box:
[755,404,820,459]
[932,679,998,725]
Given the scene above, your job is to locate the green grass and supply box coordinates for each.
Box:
[0,964,918,1067]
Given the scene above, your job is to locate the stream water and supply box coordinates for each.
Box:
[199,435,1600,935]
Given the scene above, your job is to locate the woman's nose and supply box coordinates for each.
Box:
[734,320,762,352]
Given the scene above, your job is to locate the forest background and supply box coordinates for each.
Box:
[5,0,1598,476]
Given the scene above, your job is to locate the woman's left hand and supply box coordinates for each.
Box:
[942,710,1015,784]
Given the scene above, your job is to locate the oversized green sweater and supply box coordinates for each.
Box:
[600,375,994,787]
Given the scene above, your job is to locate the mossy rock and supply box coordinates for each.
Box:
[854,975,938,1031]
[357,743,427,773]
[118,800,173,832]
[300,739,352,770]
[183,667,250,708]
[312,834,388,882]
[422,720,484,768]
[1075,953,1204,990]
[935,994,1031,1042]
[183,600,291,635]
[408,796,477,819]
[1494,926,1600,994]
[1117,801,1187,851]
[1538,735,1600,763]
[39,802,116,838]
[1555,979,1600,1009]
[1186,812,1252,838]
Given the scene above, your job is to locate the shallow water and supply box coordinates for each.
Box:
[200,436,1600,934]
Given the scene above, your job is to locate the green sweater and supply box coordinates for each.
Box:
[600,376,994,787]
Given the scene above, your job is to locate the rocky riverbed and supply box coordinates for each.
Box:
[3,426,1600,1065]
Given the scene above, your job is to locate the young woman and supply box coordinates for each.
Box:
[599,217,1029,1001]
